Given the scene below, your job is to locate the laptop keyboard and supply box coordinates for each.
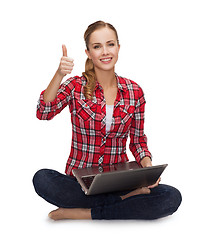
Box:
[82,176,95,189]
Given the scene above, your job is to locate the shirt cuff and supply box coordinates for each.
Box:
[135,150,152,164]
[39,90,57,107]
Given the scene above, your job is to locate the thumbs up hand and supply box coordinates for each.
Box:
[58,44,74,77]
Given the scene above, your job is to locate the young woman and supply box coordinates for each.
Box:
[33,21,182,220]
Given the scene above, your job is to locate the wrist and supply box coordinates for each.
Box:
[140,157,152,168]
[56,68,65,79]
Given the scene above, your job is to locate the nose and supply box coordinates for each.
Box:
[102,46,109,55]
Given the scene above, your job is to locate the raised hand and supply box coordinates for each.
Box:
[58,44,74,76]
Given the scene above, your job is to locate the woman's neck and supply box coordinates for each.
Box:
[94,68,117,91]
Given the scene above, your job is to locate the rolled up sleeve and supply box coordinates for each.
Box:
[36,77,76,120]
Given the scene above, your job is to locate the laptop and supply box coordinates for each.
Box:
[72,161,168,195]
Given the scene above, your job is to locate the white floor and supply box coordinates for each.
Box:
[3,201,203,240]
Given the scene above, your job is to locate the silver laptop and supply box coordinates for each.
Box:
[72,161,168,195]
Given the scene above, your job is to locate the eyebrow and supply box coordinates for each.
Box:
[91,40,115,45]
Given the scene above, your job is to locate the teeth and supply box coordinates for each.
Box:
[101,58,112,62]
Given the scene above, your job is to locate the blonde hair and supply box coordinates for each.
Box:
[82,20,119,100]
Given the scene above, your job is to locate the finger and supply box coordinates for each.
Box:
[147,184,155,189]
[59,64,73,72]
[61,70,72,75]
[61,56,74,63]
[61,62,74,70]
[61,66,74,71]
[147,178,160,189]
[62,44,67,57]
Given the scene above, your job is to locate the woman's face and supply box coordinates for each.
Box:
[85,27,120,72]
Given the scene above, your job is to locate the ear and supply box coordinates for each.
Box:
[85,49,92,59]
[118,44,120,52]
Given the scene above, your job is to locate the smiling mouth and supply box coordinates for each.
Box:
[100,57,112,63]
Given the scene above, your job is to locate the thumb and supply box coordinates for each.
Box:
[62,44,67,57]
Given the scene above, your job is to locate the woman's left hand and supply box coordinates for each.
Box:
[140,157,161,189]
[147,177,161,189]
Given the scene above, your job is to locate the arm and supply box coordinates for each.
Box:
[43,45,74,103]
[129,86,161,189]
[43,70,64,103]
[129,86,152,164]
[36,45,75,120]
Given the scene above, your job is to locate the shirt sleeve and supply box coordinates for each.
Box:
[129,86,152,164]
[36,77,76,120]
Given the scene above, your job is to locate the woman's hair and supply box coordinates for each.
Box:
[82,20,119,100]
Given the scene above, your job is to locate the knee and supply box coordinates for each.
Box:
[162,185,182,216]
[32,169,51,196]
[169,186,182,212]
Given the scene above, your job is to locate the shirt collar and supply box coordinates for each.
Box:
[94,73,127,93]
[115,73,127,93]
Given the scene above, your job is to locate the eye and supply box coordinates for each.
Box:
[108,43,115,47]
[94,45,100,49]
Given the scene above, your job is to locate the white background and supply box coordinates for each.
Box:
[1,0,206,239]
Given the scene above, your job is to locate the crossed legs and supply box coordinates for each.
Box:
[33,169,182,220]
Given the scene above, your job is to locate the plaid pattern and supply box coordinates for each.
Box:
[37,73,152,176]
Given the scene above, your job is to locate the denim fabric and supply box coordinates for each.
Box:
[33,169,182,220]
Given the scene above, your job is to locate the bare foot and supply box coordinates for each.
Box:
[48,208,91,220]
[120,187,151,200]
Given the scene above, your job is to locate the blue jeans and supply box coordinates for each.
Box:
[32,169,182,220]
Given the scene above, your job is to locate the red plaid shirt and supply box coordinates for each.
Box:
[37,73,152,176]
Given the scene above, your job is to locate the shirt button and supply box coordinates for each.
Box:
[99,156,104,164]
[98,166,104,172]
